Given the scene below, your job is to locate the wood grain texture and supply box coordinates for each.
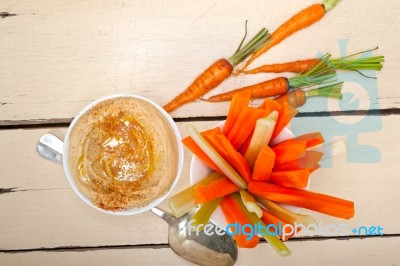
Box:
[1,0,399,123]
[0,116,399,251]
[1,237,399,266]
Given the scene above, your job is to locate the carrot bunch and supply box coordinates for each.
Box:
[168,92,355,256]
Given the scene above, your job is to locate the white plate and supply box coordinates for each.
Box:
[189,121,306,230]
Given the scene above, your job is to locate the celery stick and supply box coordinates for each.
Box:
[186,124,247,189]
[256,196,317,227]
[231,193,291,257]
[191,197,223,231]
[244,111,278,167]
[168,172,222,218]
[240,189,263,218]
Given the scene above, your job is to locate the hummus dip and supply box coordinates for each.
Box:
[67,97,179,211]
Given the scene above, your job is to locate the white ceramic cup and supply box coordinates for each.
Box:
[62,94,184,215]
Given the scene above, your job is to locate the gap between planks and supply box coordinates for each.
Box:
[0,108,400,130]
[1,234,399,254]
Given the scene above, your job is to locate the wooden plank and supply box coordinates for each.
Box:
[1,237,399,265]
[0,116,399,250]
[1,0,399,123]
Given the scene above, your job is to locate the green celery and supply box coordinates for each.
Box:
[191,197,223,231]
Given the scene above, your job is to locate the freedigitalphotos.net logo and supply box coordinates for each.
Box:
[188,220,384,241]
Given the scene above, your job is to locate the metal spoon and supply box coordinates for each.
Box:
[36,133,238,266]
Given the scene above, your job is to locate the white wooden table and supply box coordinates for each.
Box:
[1,0,399,265]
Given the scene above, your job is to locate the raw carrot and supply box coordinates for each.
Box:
[163,28,270,112]
[269,169,310,188]
[194,176,239,204]
[272,139,307,165]
[261,209,297,240]
[204,129,252,183]
[248,181,355,219]
[227,107,267,150]
[239,99,281,155]
[275,83,343,108]
[278,132,325,149]
[182,129,221,172]
[239,0,341,71]
[274,151,323,171]
[292,132,325,148]
[206,77,289,102]
[252,146,275,182]
[220,195,260,248]
[206,53,338,103]
[244,59,320,74]
[260,98,282,114]
[244,48,384,75]
[271,102,298,140]
[224,90,251,135]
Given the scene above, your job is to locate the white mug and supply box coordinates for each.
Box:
[62,94,184,215]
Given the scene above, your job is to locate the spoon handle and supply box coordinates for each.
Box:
[37,133,64,164]
[150,207,177,225]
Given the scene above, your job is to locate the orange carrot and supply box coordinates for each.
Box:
[252,146,275,182]
[182,129,220,172]
[194,176,239,204]
[220,195,260,248]
[164,59,233,112]
[270,169,310,188]
[224,90,251,135]
[291,132,325,148]
[239,1,340,71]
[272,140,307,165]
[243,59,320,74]
[261,209,297,240]
[206,77,289,102]
[204,129,252,183]
[274,89,307,109]
[227,107,267,150]
[271,102,298,140]
[163,27,270,112]
[248,181,355,219]
[274,151,323,171]
[260,98,282,114]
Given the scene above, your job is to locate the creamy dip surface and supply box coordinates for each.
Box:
[68,97,179,211]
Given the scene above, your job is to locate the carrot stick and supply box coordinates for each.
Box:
[205,77,289,102]
[260,98,282,114]
[163,28,270,112]
[270,169,310,188]
[220,195,260,248]
[182,130,220,172]
[204,130,252,183]
[227,107,268,150]
[248,181,355,219]
[278,132,325,149]
[272,140,307,165]
[252,146,275,182]
[224,90,251,135]
[271,102,298,140]
[243,59,320,74]
[261,209,297,240]
[239,0,340,71]
[292,132,325,148]
[194,176,239,204]
[274,151,323,171]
